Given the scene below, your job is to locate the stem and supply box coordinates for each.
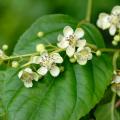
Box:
[50,48,65,54]
[1,43,120,61]
[112,51,120,72]
[111,93,116,120]
[86,0,92,22]
[2,52,39,61]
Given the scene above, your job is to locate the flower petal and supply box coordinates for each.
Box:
[63,26,74,37]
[74,28,84,39]
[76,39,86,50]
[33,73,40,81]
[30,56,40,64]
[109,25,116,36]
[85,47,92,52]
[24,68,33,73]
[50,65,60,77]
[24,81,33,88]
[18,70,23,78]
[37,66,48,76]
[77,58,87,65]
[97,13,111,30]
[66,46,75,57]
[38,52,49,63]
[111,6,120,15]
[50,53,63,63]
[57,40,69,48]
[88,53,92,60]
[57,34,65,41]
[112,75,120,83]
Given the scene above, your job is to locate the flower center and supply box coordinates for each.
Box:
[21,72,33,82]
[67,35,77,46]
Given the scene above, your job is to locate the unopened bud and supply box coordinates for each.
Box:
[12,61,19,68]
[112,40,118,46]
[69,57,76,63]
[114,35,120,42]
[2,44,8,51]
[36,44,45,53]
[96,50,102,56]
[37,31,44,38]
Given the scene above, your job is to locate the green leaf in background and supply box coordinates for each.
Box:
[0,14,113,120]
[95,102,120,120]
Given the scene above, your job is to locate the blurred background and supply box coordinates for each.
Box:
[0,0,120,54]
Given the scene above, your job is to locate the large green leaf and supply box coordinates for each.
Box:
[95,102,120,120]
[0,14,113,120]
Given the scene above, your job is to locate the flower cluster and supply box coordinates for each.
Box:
[97,6,120,36]
[18,52,63,87]
[57,26,92,65]
[18,26,93,88]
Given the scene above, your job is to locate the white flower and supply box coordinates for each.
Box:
[18,68,39,88]
[57,26,86,57]
[97,6,120,36]
[112,75,120,84]
[36,52,63,77]
[97,13,111,30]
[74,47,92,65]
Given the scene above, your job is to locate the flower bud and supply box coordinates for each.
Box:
[112,40,118,46]
[69,57,76,63]
[36,44,45,53]
[96,50,102,56]
[12,61,19,68]
[2,44,8,51]
[37,31,44,38]
[114,35,120,42]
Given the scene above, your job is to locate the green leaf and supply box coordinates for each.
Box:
[0,14,113,120]
[95,102,120,120]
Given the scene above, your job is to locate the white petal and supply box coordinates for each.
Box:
[77,58,87,65]
[50,66,60,77]
[85,47,92,52]
[33,73,40,81]
[39,52,49,63]
[111,6,120,15]
[97,13,111,29]
[112,75,120,83]
[57,40,69,48]
[18,70,23,78]
[24,68,33,74]
[76,39,86,50]
[57,34,65,41]
[50,53,63,63]
[63,26,74,37]
[66,46,75,57]
[88,53,92,60]
[37,66,48,76]
[24,81,33,88]
[30,56,40,64]
[74,28,84,39]
[109,25,116,36]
